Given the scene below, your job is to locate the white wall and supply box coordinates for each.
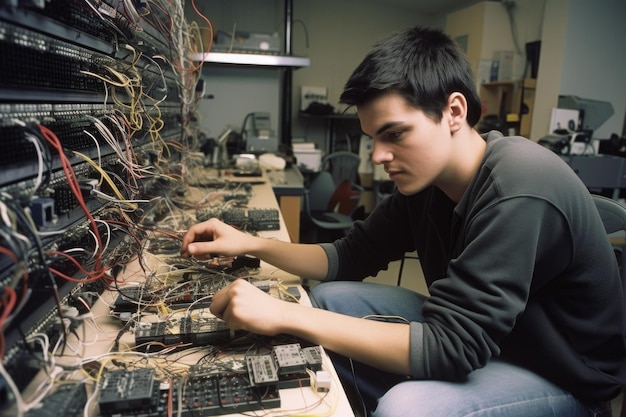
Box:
[185,0,285,140]
[531,0,568,140]
[533,0,626,140]
[558,0,626,139]
[195,67,281,140]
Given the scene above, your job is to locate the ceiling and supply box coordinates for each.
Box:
[380,0,489,15]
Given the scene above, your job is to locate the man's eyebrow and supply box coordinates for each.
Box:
[375,121,404,136]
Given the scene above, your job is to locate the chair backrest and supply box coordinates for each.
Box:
[321,151,361,186]
[593,195,626,235]
[591,194,626,296]
[306,171,336,213]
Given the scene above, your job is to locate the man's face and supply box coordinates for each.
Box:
[357,92,454,196]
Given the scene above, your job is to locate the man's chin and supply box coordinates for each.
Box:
[396,182,425,196]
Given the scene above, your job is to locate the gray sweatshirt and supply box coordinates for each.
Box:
[322,130,626,401]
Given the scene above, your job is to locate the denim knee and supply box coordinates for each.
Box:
[371,361,606,417]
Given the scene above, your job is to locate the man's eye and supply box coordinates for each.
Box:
[386,131,403,141]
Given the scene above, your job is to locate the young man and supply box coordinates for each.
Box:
[181,27,625,416]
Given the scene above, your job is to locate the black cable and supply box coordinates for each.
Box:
[293,19,309,49]
[4,196,68,352]
[239,112,254,141]
[111,318,134,353]
[308,287,369,415]
[349,357,368,417]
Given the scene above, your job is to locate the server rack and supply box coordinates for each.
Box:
[0,0,202,410]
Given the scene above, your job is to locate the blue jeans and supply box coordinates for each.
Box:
[309,281,611,417]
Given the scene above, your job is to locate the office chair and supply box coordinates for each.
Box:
[321,150,364,217]
[590,194,626,417]
[302,152,364,242]
[302,171,363,241]
[592,194,626,283]
[320,151,361,188]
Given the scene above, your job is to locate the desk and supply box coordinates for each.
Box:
[188,166,304,243]
[6,173,354,417]
[268,166,305,243]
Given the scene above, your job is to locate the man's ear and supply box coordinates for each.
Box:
[447,92,467,133]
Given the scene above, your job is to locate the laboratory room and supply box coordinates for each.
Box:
[0,1,625,417]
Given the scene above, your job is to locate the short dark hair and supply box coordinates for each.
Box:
[340,26,482,127]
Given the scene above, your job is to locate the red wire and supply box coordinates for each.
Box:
[0,246,30,317]
[190,0,213,54]
[46,251,106,283]
[37,125,106,282]
[0,286,17,359]
[0,247,18,264]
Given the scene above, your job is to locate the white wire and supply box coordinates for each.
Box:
[38,228,70,237]
[89,117,134,174]
[0,362,25,417]
[83,129,102,168]
[0,200,32,249]
[87,115,148,182]
[83,382,100,417]
[87,230,100,260]
[26,333,50,364]
[94,219,112,256]
[24,133,44,192]
[22,366,64,412]
[91,189,151,204]
[0,200,12,227]
[61,248,91,256]
[122,0,141,25]
[72,315,104,347]
[81,0,106,22]
[78,350,152,366]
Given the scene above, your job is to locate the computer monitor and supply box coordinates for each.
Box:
[557,95,614,133]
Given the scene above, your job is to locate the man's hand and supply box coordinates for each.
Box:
[180,218,251,259]
[210,279,289,336]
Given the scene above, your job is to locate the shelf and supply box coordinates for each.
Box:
[481,80,515,87]
[299,112,358,120]
[479,78,537,137]
[192,51,310,68]
[299,112,361,154]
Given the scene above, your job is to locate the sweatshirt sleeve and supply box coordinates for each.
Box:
[322,195,418,282]
[408,196,573,380]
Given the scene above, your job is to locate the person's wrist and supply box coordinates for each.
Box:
[246,235,270,256]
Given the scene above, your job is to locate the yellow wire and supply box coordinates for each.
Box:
[73,151,138,211]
